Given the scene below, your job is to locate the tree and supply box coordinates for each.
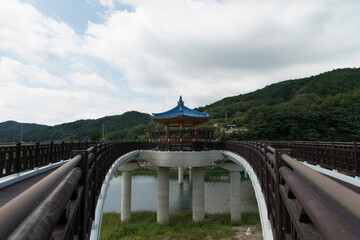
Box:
[88,129,101,141]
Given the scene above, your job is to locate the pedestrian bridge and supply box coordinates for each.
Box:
[0,141,359,240]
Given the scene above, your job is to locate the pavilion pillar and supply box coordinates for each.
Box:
[157,167,169,223]
[223,162,243,222]
[192,167,205,221]
[119,162,139,222]
[179,123,183,151]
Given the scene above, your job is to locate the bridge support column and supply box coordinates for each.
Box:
[192,167,205,221]
[178,167,184,185]
[223,162,244,222]
[119,162,139,222]
[157,167,169,223]
[230,171,241,222]
[121,171,132,221]
[188,167,193,183]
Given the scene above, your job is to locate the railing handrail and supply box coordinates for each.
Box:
[0,154,82,240]
[280,152,360,220]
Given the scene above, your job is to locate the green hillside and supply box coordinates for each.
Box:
[0,111,152,142]
[197,68,360,141]
[1,68,359,143]
[0,121,49,142]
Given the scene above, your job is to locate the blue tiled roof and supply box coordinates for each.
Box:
[152,96,211,119]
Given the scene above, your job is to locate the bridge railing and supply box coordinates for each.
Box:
[261,141,360,177]
[1,140,359,240]
[0,141,96,178]
[225,141,360,240]
[0,141,150,240]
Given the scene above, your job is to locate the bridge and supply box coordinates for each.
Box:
[0,140,359,240]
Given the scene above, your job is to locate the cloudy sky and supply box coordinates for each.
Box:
[0,0,359,126]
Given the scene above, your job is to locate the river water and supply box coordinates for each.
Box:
[103,173,258,214]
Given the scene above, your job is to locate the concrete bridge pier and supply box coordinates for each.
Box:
[188,167,193,183]
[192,167,205,221]
[178,167,184,185]
[119,162,139,222]
[157,167,169,223]
[223,163,243,222]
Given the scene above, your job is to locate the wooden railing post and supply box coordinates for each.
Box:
[315,141,319,165]
[35,142,40,168]
[61,141,65,160]
[274,149,291,240]
[50,141,54,163]
[354,142,359,177]
[0,147,5,177]
[332,142,335,170]
[72,149,89,240]
[16,142,22,173]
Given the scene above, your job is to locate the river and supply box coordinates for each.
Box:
[103,172,258,214]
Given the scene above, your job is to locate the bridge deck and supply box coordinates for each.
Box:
[293,170,360,236]
[0,169,56,208]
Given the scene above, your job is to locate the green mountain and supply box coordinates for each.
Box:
[0,111,152,142]
[1,68,359,143]
[197,68,360,141]
[0,121,49,142]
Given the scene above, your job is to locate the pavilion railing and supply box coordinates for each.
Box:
[150,129,214,151]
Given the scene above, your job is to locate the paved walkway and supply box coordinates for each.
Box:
[0,169,55,208]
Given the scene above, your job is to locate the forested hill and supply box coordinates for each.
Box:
[0,121,48,142]
[0,111,152,142]
[1,68,359,142]
[197,68,360,141]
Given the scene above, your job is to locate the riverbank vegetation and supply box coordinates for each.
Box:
[100,211,261,240]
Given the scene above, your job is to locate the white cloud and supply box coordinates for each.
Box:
[1,0,360,125]
[85,0,360,107]
[99,0,115,8]
[0,57,66,87]
[69,72,118,91]
[0,0,82,64]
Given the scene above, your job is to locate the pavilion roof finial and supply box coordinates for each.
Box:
[178,95,184,106]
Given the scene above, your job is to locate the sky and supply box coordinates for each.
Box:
[0,0,359,126]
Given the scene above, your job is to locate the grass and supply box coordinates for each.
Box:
[100,211,261,240]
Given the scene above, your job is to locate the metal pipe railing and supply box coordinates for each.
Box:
[0,154,82,240]
[279,166,358,240]
[281,153,360,221]
[8,167,83,240]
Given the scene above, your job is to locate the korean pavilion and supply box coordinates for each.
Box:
[150,96,213,151]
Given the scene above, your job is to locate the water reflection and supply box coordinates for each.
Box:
[103,173,258,214]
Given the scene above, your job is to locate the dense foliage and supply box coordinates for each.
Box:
[0,121,48,142]
[0,111,152,142]
[198,68,360,141]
